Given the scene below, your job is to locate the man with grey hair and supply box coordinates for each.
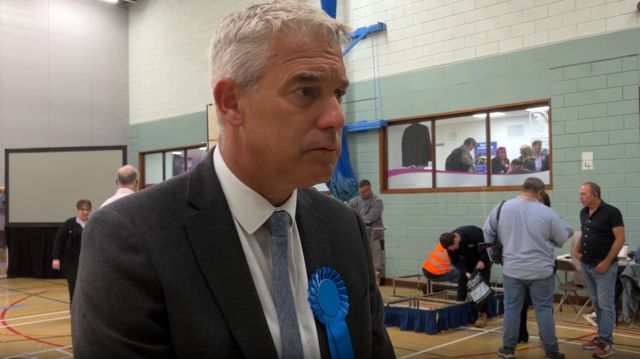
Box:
[99,165,139,209]
[484,177,573,359]
[72,2,394,358]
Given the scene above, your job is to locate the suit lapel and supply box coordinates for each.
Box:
[296,190,333,359]
[184,150,278,358]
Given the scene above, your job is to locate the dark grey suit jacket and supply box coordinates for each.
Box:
[72,149,395,358]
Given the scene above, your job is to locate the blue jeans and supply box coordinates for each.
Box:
[503,274,558,353]
[581,261,618,345]
[422,267,460,283]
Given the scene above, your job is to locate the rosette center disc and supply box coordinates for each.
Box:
[318,279,340,317]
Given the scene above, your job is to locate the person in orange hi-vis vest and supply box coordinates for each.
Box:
[422,235,461,283]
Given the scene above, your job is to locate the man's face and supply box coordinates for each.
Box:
[579,184,597,207]
[533,142,542,153]
[234,33,347,189]
[77,205,91,222]
[359,185,372,199]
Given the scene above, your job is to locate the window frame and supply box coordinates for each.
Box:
[138,144,207,188]
[380,99,553,194]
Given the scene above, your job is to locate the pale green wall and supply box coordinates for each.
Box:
[128,112,207,167]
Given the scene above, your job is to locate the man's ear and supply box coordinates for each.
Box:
[213,79,243,127]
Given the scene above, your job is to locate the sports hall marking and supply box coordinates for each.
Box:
[0,284,69,305]
[398,325,505,359]
[2,345,73,359]
[397,320,640,359]
[1,290,67,347]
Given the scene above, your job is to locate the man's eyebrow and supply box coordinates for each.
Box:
[288,72,349,88]
[289,72,323,83]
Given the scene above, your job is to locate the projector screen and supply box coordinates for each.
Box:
[6,146,126,224]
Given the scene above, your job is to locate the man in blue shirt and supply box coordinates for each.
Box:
[574,182,625,358]
[484,177,573,359]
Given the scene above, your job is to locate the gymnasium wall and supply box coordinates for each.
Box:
[0,0,130,187]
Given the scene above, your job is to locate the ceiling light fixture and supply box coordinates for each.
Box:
[525,106,549,112]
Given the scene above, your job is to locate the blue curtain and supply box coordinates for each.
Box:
[326,131,358,201]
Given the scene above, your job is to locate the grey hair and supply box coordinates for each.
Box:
[522,177,545,193]
[209,1,351,92]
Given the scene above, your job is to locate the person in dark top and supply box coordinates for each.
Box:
[574,182,625,358]
[490,146,510,174]
[508,158,533,174]
[445,137,477,172]
[401,123,432,167]
[52,199,92,304]
[441,225,492,328]
[518,145,537,172]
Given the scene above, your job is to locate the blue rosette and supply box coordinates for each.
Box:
[308,267,353,359]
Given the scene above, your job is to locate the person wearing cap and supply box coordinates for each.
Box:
[484,177,573,359]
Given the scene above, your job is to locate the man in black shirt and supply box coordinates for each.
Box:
[573,182,625,358]
[442,225,492,328]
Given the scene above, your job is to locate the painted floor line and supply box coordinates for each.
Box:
[1,315,70,329]
[398,325,504,359]
[1,310,69,322]
[0,286,69,305]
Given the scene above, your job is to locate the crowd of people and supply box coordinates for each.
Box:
[421,178,630,359]
[446,137,550,175]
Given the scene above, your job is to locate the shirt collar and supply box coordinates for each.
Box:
[76,216,87,228]
[213,146,297,235]
[115,187,135,195]
[583,200,607,214]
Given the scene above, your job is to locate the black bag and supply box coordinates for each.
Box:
[490,200,506,265]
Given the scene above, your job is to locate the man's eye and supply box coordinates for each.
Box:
[295,87,317,97]
[335,89,346,103]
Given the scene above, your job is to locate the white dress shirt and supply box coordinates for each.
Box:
[213,147,321,359]
[100,188,135,209]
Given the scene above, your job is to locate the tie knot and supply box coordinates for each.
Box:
[269,210,291,237]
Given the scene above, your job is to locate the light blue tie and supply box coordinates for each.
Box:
[269,211,304,359]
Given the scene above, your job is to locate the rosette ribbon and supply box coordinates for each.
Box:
[308,267,354,359]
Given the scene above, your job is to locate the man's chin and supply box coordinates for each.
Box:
[299,165,336,188]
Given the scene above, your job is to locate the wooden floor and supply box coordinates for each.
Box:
[0,278,639,358]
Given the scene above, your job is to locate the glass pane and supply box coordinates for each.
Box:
[386,121,433,189]
[164,151,185,180]
[186,147,207,170]
[435,115,487,188]
[143,153,163,188]
[489,106,550,186]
